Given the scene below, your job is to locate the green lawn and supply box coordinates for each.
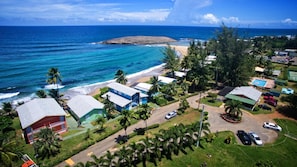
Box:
[200,97,223,107]
[144,118,297,167]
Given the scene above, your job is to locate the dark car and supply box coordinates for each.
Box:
[262,92,274,96]
[258,104,272,110]
[264,100,277,107]
[237,130,252,145]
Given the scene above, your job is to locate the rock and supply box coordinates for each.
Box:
[102,36,176,45]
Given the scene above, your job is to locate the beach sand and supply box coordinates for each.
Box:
[64,45,188,98]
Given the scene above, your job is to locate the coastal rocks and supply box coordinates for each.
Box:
[102,36,176,45]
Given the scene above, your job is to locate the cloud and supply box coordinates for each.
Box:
[201,13,219,24]
[282,18,297,24]
[222,17,239,23]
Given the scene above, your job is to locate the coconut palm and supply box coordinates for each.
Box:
[136,104,151,130]
[93,116,106,131]
[118,110,132,137]
[114,69,127,85]
[103,95,115,120]
[36,90,47,98]
[47,67,62,89]
[149,76,161,96]
[33,127,61,159]
[0,140,18,167]
[178,97,189,114]
[163,45,180,78]
[224,100,242,119]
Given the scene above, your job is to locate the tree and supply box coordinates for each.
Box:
[118,110,133,136]
[114,69,127,85]
[0,116,14,142]
[149,76,161,96]
[103,95,115,120]
[163,45,180,78]
[224,100,242,119]
[47,67,62,89]
[212,25,255,87]
[178,97,190,114]
[33,127,61,159]
[93,116,106,131]
[136,104,151,130]
[36,90,47,98]
[0,140,18,167]
[2,102,14,119]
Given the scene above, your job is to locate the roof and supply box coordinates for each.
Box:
[102,92,131,107]
[174,71,186,78]
[227,86,262,103]
[68,95,104,118]
[16,98,66,129]
[255,66,265,72]
[158,76,176,84]
[107,82,139,96]
[225,94,257,105]
[134,82,152,92]
[272,70,281,76]
[218,86,234,96]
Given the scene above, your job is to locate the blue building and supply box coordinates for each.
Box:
[102,82,148,111]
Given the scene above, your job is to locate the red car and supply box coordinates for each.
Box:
[264,100,277,107]
[264,96,274,100]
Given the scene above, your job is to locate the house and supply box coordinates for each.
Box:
[67,95,105,123]
[102,82,148,111]
[174,71,186,78]
[225,86,262,110]
[255,66,265,73]
[134,82,152,94]
[158,76,176,85]
[16,98,67,144]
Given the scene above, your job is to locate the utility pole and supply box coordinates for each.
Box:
[196,105,204,147]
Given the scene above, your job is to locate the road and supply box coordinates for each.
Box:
[57,93,279,166]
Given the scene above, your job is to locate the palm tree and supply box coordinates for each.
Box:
[36,90,47,98]
[118,110,133,136]
[136,104,151,130]
[178,97,189,114]
[114,69,127,85]
[103,95,115,120]
[0,140,18,167]
[149,76,161,96]
[224,100,242,119]
[93,116,106,131]
[33,127,61,159]
[47,67,62,89]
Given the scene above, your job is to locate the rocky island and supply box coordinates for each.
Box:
[102,36,176,45]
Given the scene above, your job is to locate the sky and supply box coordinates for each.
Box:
[0,0,296,28]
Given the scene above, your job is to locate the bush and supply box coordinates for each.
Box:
[155,96,167,106]
[253,106,260,111]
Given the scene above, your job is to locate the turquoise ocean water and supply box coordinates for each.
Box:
[0,26,296,103]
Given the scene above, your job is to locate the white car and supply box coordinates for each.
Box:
[165,110,177,119]
[249,132,263,145]
[263,122,282,131]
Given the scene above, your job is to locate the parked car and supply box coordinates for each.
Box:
[263,122,282,131]
[258,104,272,110]
[264,100,277,107]
[264,96,274,100]
[262,92,274,96]
[237,130,252,145]
[165,110,177,119]
[248,132,263,145]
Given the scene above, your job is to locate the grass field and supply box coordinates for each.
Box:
[144,119,297,167]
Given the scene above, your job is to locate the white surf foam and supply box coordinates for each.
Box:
[44,84,65,89]
[0,92,20,100]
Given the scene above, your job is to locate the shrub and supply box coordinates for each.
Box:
[155,96,167,106]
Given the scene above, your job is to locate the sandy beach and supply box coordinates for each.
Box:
[63,45,188,98]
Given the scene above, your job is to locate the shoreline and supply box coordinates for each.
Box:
[65,44,188,98]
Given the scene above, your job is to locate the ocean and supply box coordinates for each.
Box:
[1,25,297,104]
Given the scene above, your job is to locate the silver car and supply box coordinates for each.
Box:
[249,132,263,145]
[263,122,282,131]
[165,110,177,119]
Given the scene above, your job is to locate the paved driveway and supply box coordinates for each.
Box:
[57,93,279,166]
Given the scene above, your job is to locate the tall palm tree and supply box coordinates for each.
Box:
[33,127,61,159]
[149,76,161,96]
[118,110,133,136]
[47,67,62,89]
[178,97,190,114]
[36,90,47,98]
[163,45,180,78]
[114,69,127,85]
[136,104,151,130]
[224,100,242,119]
[0,140,18,167]
[103,95,115,120]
